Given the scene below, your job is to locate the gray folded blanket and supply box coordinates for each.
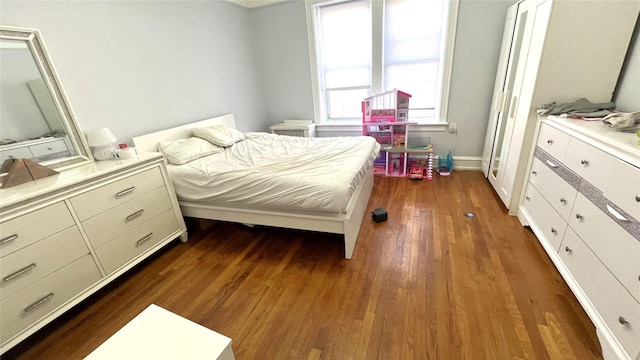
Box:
[536,98,616,117]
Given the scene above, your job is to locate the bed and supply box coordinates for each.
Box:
[132,113,380,259]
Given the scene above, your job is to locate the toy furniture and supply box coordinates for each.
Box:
[362,89,433,178]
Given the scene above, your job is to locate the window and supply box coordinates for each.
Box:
[305,0,459,124]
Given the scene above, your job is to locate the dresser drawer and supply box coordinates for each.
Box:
[559,228,639,358]
[70,167,165,221]
[0,147,34,164]
[568,193,640,302]
[528,157,577,221]
[603,158,640,222]
[82,187,172,249]
[537,123,570,161]
[0,226,88,301]
[564,137,612,190]
[0,255,101,344]
[95,210,179,274]
[29,139,68,158]
[0,202,75,258]
[522,184,567,251]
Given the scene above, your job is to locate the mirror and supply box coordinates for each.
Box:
[0,26,92,178]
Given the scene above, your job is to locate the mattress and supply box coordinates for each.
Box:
[167,133,381,214]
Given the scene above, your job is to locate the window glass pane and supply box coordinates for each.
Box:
[327,88,370,119]
[385,62,439,110]
[325,67,370,89]
[384,0,444,111]
[319,0,371,70]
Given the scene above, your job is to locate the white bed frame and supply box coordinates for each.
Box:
[132,113,374,259]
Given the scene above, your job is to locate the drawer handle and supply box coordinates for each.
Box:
[24,293,54,313]
[126,209,145,221]
[0,234,18,245]
[551,228,557,234]
[575,213,583,220]
[136,232,154,246]
[580,159,589,166]
[606,204,628,222]
[546,139,553,145]
[636,194,640,203]
[3,263,36,282]
[116,186,136,197]
[525,196,531,201]
[532,171,537,176]
[618,316,628,325]
[560,198,566,204]
[545,160,558,168]
[564,246,572,253]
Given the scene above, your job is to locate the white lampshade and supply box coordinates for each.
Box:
[87,128,117,160]
[87,128,117,147]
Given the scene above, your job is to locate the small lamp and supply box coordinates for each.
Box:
[86,128,117,160]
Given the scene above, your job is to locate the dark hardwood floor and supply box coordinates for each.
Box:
[3,171,601,359]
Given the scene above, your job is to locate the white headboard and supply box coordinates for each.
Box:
[132,113,236,153]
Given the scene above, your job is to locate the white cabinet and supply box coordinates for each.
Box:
[0,153,187,354]
[519,117,640,360]
[481,0,639,213]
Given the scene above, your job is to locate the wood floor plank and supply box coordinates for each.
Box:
[3,171,603,360]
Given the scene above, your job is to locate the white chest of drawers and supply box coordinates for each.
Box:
[518,117,640,360]
[0,153,187,354]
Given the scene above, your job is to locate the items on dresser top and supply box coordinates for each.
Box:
[0,152,187,354]
[519,116,639,360]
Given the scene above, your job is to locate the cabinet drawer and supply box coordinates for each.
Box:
[568,193,640,302]
[82,187,171,249]
[0,202,75,258]
[522,184,567,251]
[528,157,577,221]
[70,167,165,221]
[0,226,88,301]
[564,137,612,190]
[0,255,101,344]
[537,123,570,161]
[29,139,68,157]
[603,158,640,222]
[95,210,179,274]
[0,147,34,164]
[559,228,639,358]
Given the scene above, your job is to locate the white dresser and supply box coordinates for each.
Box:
[518,116,640,360]
[0,153,187,354]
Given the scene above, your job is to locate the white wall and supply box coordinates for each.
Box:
[1,0,268,145]
[249,1,314,123]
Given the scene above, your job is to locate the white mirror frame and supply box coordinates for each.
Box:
[0,26,93,176]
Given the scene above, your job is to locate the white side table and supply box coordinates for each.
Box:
[84,304,235,360]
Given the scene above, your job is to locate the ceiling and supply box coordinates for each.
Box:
[225,0,288,8]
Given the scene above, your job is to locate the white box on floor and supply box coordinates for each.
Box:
[84,304,234,360]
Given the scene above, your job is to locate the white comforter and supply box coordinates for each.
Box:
[167,133,380,214]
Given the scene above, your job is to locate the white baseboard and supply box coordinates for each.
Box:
[445,156,481,170]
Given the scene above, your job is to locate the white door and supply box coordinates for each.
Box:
[481,3,519,177]
[489,0,551,209]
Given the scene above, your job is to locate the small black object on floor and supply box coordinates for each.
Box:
[371,207,388,222]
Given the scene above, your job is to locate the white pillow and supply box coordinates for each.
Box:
[157,137,224,165]
[193,125,246,147]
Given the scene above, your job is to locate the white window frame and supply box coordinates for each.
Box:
[305,0,459,126]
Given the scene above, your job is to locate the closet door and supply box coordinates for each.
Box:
[481,3,519,177]
[489,0,550,208]
[496,0,551,208]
